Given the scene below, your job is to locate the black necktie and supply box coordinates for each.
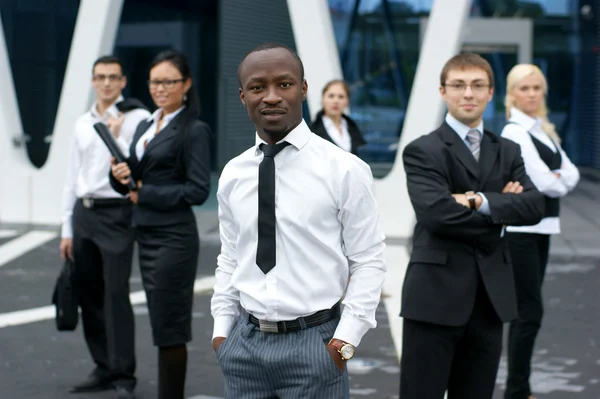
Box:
[256,141,290,274]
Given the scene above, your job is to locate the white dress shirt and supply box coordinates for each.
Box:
[322,115,352,152]
[135,106,185,160]
[501,107,580,234]
[61,97,150,238]
[211,120,387,347]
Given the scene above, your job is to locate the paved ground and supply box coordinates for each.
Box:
[0,169,599,398]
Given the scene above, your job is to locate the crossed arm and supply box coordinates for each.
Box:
[403,141,544,251]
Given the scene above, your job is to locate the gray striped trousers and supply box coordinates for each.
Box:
[216,314,350,398]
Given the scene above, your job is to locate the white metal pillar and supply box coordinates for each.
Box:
[373,0,473,238]
[0,0,124,224]
[287,0,344,120]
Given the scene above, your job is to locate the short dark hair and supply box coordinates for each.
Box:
[237,42,305,87]
[92,55,124,76]
[440,53,495,88]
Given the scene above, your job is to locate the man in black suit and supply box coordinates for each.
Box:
[399,53,545,399]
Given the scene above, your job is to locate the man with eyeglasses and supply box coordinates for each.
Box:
[59,55,150,399]
[399,53,544,399]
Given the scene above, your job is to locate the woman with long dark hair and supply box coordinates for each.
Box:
[110,49,211,399]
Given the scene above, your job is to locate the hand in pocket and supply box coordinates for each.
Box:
[325,344,346,372]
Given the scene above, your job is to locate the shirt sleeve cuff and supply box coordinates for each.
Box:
[558,174,574,191]
[476,192,491,215]
[61,222,73,239]
[212,315,237,340]
[332,313,371,347]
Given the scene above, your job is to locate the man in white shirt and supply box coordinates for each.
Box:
[59,55,150,399]
[210,42,387,398]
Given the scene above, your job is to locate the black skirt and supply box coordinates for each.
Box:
[136,221,199,346]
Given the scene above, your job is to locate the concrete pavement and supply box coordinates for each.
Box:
[0,169,599,398]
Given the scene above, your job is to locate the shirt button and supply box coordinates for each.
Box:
[266,276,276,284]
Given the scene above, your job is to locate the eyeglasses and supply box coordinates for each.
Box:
[93,74,123,82]
[148,79,185,90]
[443,82,491,93]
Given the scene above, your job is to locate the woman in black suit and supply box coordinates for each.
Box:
[310,79,366,155]
[110,49,211,399]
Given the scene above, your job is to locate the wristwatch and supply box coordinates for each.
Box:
[465,191,477,210]
[328,339,356,361]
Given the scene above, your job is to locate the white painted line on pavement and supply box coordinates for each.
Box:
[381,244,408,363]
[0,275,216,329]
[0,229,18,238]
[0,231,58,268]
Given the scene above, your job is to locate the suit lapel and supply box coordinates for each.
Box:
[143,119,178,155]
[129,119,152,171]
[137,113,184,171]
[479,131,499,184]
[439,122,480,181]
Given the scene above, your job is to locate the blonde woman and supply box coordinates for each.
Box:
[501,64,580,399]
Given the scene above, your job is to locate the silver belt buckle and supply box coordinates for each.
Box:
[82,198,94,208]
[258,320,279,333]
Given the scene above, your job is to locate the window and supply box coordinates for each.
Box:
[1,0,80,167]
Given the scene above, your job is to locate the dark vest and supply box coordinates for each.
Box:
[528,132,562,218]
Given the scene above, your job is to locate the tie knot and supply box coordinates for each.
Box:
[260,142,290,158]
[466,129,481,144]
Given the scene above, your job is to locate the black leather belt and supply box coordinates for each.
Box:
[249,303,340,333]
[79,197,130,209]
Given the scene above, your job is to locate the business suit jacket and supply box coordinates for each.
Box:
[401,121,545,326]
[110,112,211,227]
[310,110,366,155]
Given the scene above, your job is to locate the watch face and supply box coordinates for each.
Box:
[340,344,355,360]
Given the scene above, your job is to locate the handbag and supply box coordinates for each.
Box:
[51,258,79,331]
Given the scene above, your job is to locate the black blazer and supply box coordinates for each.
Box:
[110,112,212,227]
[401,122,545,326]
[310,110,366,155]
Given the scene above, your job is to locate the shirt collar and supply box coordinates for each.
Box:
[509,106,541,130]
[147,105,185,125]
[90,95,123,119]
[254,119,312,155]
[322,115,348,131]
[445,112,483,141]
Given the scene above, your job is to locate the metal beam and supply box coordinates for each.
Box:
[287,0,344,120]
[373,0,472,238]
[0,0,124,224]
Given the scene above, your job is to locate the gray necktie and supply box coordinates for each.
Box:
[466,129,481,161]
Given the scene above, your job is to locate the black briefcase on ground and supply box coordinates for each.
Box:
[51,259,79,331]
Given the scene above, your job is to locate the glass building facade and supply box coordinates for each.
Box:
[1,0,81,168]
[114,0,219,170]
[2,0,598,176]
[328,0,599,176]
[1,0,218,169]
